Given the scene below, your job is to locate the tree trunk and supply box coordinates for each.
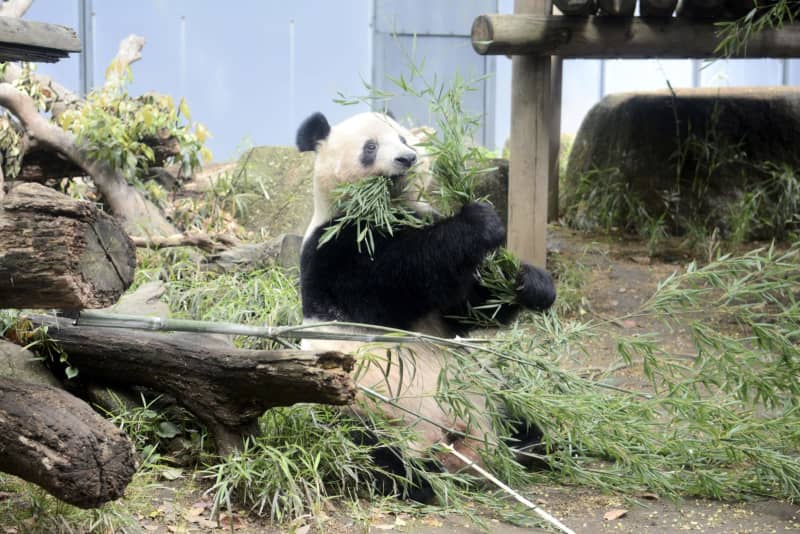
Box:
[0,376,136,508]
[0,182,136,308]
[27,314,356,455]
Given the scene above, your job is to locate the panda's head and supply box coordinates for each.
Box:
[297,111,433,235]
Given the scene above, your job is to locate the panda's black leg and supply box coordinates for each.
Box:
[350,427,440,503]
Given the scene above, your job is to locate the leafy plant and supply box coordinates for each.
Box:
[318,175,426,257]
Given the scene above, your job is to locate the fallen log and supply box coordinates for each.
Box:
[131,232,239,253]
[27,314,356,454]
[17,133,182,182]
[0,182,135,308]
[0,376,136,508]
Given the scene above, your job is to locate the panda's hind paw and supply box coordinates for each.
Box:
[460,202,505,250]
[517,263,556,312]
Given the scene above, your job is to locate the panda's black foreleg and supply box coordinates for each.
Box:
[350,427,440,503]
[371,202,507,318]
[443,260,557,336]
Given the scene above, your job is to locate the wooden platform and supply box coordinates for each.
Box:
[0,16,80,62]
[471,0,800,268]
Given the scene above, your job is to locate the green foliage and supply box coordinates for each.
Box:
[203,406,380,521]
[98,391,208,468]
[564,123,800,255]
[135,248,301,350]
[715,0,800,57]
[57,87,210,184]
[0,474,140,534]
[319,175,426,257]
[172,169,264,237]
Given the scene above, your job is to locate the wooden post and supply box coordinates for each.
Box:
[548,57,562,222]
[508,0,552,267]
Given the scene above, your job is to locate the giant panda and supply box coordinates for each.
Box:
[295,110,556,499]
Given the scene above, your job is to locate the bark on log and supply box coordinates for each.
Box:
[640,0,678,16]
[597,0,636,16]
[131,232,239,253]
[0,182,136,308]
[0,376,136,508]
[27,314,356,454]
[676,0,726,18]
[471,14,800,57]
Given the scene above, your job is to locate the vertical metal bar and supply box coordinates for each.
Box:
[179,16,187,97]
[78,0,94,96]
[288,18,296,139]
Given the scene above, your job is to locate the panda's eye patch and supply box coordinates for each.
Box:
[399,135,407,145]
[364,140,378,152]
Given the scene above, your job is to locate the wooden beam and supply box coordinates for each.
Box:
[508,0,552,268]
[472,14,800,57]
[0,16,80,63]
[548,58,562,222]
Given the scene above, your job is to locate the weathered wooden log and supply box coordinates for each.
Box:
[0,376,136,508]
[676,0,726,18]
[27,314,356,454]
[553,0,597,16]
[471,14,800,57]
[0,16,80,63]
[131,232,239,253]
[0,182,135,308]
[640,0,679,17]
[597,0,636,16]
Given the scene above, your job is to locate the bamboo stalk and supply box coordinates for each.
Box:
[441,443,576,534]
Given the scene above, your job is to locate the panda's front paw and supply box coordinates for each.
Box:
[516,262,556,312]
[460,202,505,250]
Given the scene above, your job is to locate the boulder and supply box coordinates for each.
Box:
[0,339,61,388]
[565,87,800,234]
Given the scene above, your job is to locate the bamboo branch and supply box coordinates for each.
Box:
[441,443,576,534]
[131,232,240,253]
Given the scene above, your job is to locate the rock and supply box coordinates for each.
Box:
[565,87,800,235]
[0,339,61,388]
[233,146,314,238]
[205,233,304,272]
[105,281,170,317]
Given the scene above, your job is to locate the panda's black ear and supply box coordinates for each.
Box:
[296,112,330,152]
[385,109,396,120]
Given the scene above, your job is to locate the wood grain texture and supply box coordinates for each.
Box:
[0,16,80,62]
[27,314,356,454]
[472,15,800,57]
[0,183,136,308]
[0,376,135,508]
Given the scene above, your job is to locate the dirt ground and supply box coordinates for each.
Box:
[116,226,799,534]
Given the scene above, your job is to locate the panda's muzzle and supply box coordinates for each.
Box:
[394,152,417,170]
